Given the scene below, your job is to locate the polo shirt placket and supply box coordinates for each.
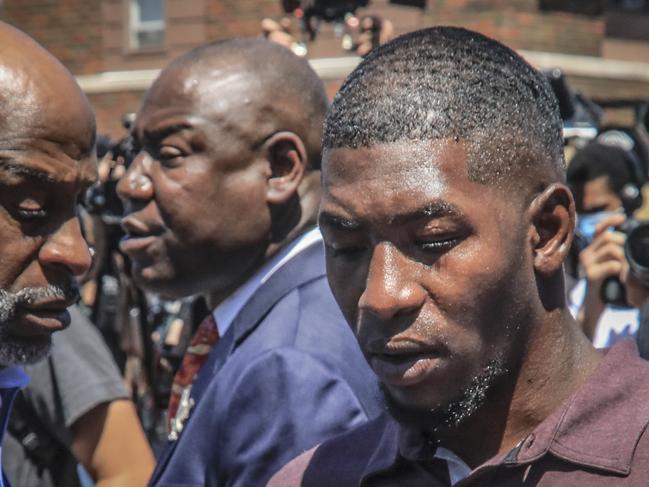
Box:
[358,340,649,487]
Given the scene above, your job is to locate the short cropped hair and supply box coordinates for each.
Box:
[567,142,633,197]
[324,26,564,187]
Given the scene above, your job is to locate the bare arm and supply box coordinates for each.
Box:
[70,399,155,487]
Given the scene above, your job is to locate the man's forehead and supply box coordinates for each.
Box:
[0,109,96,170]
[140,61,260,125]
[320,140,466,221]
[0,23,97,184]
[0,75,95,164]
[322,139,468,190]
[0,66,39,123]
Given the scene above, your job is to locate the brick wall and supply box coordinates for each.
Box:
[1,0,104,74]
[0,0,612,73]
[2,0,646,138]
[205,0,282,41]
[425,0,605,55]
[88,90,143,140]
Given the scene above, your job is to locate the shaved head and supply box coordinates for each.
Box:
[144,38,328,169]
[0,21,96,157]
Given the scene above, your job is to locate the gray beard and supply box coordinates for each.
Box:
[382,357,508,432]
[0,285,77,366]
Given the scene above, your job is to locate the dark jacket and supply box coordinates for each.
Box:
[149,241,384,487]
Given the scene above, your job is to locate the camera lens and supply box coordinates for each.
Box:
[625,221,649,286]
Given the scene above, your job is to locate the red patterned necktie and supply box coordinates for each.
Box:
[167,313,219,434]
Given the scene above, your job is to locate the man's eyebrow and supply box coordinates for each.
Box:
[319,201,462,231]
[387,201,461,225]
[319,212,362,231]
[143,122,194,141]
[0,161,56,183]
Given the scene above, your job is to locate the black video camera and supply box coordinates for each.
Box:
[601,220,649,306]
[625,221,649,287]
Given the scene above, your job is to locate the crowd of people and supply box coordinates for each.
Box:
[1,16,649,487]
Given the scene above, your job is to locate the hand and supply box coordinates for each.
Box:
[621,259,649,308]
[98,151,126,184]
[577,212,626,339]
[579,213,627,286]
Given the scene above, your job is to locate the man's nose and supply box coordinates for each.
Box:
[358,242,426,321]
[39,216,92,277]
[116,152,154,203]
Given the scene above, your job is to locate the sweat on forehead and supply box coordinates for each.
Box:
[0,22,96,152]
[324,26,565,188]
[158,38,327,119]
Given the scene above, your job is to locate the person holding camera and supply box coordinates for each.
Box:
[567,141,645,346]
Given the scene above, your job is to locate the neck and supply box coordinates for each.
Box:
[206,172,320,310]
[264,171,320,262]
[438,308,602,469]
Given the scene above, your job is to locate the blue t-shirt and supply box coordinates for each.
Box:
[0,367,30,487]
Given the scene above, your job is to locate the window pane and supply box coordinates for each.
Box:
[137,30,165,49]
[130,0,165,49]
[138,0,163,22]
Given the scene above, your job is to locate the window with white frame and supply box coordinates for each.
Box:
[130,0,165,50]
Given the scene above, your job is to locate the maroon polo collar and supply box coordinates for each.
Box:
[516,339,649,475]
[361,339,649,483]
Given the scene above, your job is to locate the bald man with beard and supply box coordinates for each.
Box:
[0,22,154,486]
[117,38,383,487]
[0,20,96,486]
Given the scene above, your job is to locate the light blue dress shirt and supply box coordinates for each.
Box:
[213,227,323,337]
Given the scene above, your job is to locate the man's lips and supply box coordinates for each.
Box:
[119,215,163,256]
[119,234,159,256]
[366,339,447,387]
[13,304,73,338]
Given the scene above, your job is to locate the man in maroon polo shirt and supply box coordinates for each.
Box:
[269,27,649,486]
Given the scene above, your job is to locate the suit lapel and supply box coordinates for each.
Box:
[148,329,236,485]
[190,325,235,400]
[230,240,325,348]
[149,240,325,485]
[195,239,325,395]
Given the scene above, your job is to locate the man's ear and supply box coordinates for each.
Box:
[263,131,307,205]
[528,183,575,276]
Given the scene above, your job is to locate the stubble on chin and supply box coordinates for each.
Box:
[0,286,71,367]
[0,329,51,366]
[381,357,508,435]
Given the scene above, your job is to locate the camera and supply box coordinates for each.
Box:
[601,219,649,305]
[625,221,649,286]
[282,0,370,42]
[283,0,369,21]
